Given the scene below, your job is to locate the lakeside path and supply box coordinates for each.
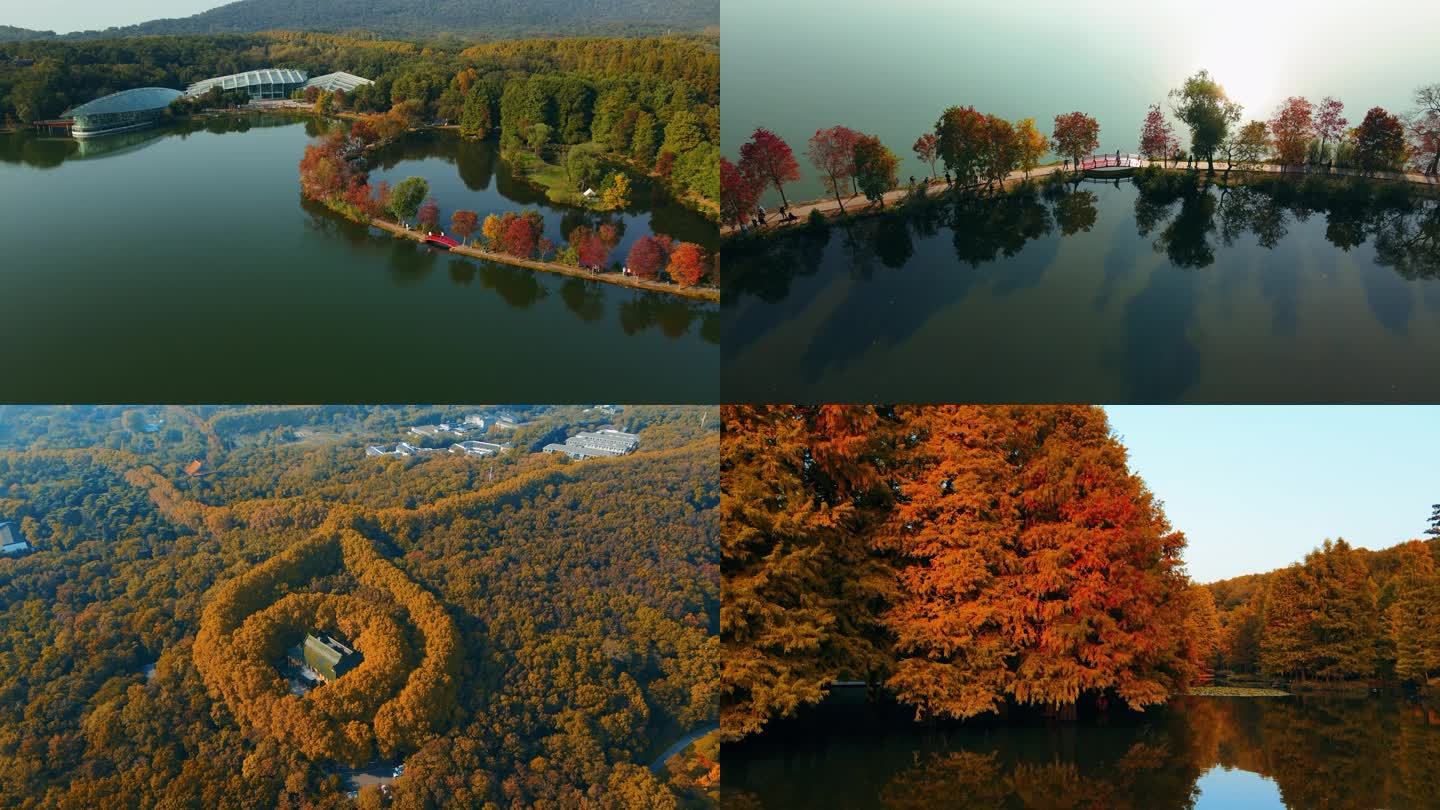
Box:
[728,159,1440,236]
[371,219,720,303]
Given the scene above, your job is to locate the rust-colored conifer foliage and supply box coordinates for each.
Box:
[721,405,1215,738]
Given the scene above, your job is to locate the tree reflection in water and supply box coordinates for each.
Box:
[722,694,1440,809]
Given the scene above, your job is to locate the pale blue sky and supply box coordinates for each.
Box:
[4,1,221,33]
[1105,406,1439,583]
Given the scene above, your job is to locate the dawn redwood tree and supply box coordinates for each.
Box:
[720,405,898,741]
[1353,106,1407,174]
[1170,70,1242,175]
[1051,112,1100,173]
[720,157,760,227]
[1315,97,1348,160]
[417,199,440,233]
[666,242,708,287]
[878,405,1199,720]
[807,126,861,211]
[1139,103,1178,165]
[913,132,941,180]
[625,234,668,279]
[481,213,504,249]
[1268,97,1315,170]
[450,210,479,245]
[1261,539,1380,681]
[738,127,801,208]
[1391,540,1440,684]
[1014,117,1048,178]
[935,105,988,188]
[852,134,899,206]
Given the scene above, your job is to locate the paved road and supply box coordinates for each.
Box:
[729,159,1440,235]
[649,724,718,773]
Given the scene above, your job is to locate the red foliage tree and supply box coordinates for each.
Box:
[738,127,801,208]
[913,132,940,179]
[1138,103,1178,165]
[1268,96,1315,169]
[1052,112,1101,170]
[626,235,669,279]
[450,210,479,245]
[655,150,676,179]
[537,237,556,260]
[720,157,760,228]
[502,217,539,258]
[417,199,440,233]
[666,242,707,287]
[806,126,860,211]
[1314,97,1348,157]
[571,226,609,268]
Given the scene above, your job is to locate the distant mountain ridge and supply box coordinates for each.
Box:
[55,0,718,39]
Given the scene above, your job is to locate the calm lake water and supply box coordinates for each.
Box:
[723,692,1440,809]
[0,116,718,402]
[722,176,1440,402]
[721,0,1440,203]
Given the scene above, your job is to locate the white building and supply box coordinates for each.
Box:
[542,429,640,460]
[0,522,29,555]
[449,441,507,458]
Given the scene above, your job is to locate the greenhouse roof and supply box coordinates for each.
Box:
[186,68,309,97]
[304,72,374,93]
[64,87,183,118]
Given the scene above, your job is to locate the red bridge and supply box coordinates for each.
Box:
[422,233,460,249]
[1078,153,1145,171]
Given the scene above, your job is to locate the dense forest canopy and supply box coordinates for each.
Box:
[0,405,718,808]
[20,0,718,40]
[1207,531,1440,687]
[721,405,1219,741]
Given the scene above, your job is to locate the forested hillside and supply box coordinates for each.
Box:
[1207,528,1440,686]
[722,405,1220,741]
[0,405,718,808]
[57,0,718,40]
[0,26,54,42]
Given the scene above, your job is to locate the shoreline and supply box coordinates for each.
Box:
[370,219,719,303]
[727,159,1440,238]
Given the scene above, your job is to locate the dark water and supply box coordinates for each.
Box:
[722,693,1440,809]
[0,116,717,402]
[722,176,1440,402]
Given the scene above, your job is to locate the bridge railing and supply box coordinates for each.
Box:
[1078,153,1144,169]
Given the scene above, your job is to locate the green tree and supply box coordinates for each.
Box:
[388,177,429,226]
[852,135,899,205]
[458,83,493,140]
[1170,69,1243,175]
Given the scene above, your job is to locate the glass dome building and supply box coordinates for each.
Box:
[185,68,309,100]
[65,87,184,139]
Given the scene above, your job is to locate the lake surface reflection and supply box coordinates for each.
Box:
[722,175,1440,402]
[0,116,718,402]
[722,693,1440,809]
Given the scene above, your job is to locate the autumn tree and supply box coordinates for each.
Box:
[1051,111,1100,172]
[807,126,861,211]
[481,213,505,250]
[1268,97,1314,170]
[852,134,899,206]
[935,105,988,187]
[666,242,708,287]
[503,216,539,258]
[1409,84,1440,176]
[738,127,801,208]
[1314,96,1348,160]
[625,234,669,279]
[721,406,898,740]
[1261,539,1380,681]
[1354,106,1407,174]
[450,210,479,245]
[720,157,759,228]
[417,198,440,233]
[599,172,631,211]
[387,177,429,226]
[570,226,609,269]
[1170,69,1242,175]
[979,115,1019,190]
[1014,117,1048,178]
[913,132,940,180]
[878,405,1197,720]
[1139,103,1178,165]
[1391,540,1440,684]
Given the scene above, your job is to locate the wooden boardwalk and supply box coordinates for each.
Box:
[371,219,719,303]
[727,157,1440,236]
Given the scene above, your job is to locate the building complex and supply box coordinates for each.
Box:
[543,429,640,460]
[63,87,183,139]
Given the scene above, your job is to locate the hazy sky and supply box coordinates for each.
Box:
[4,1,221,33]
[1105,406,1439,583]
